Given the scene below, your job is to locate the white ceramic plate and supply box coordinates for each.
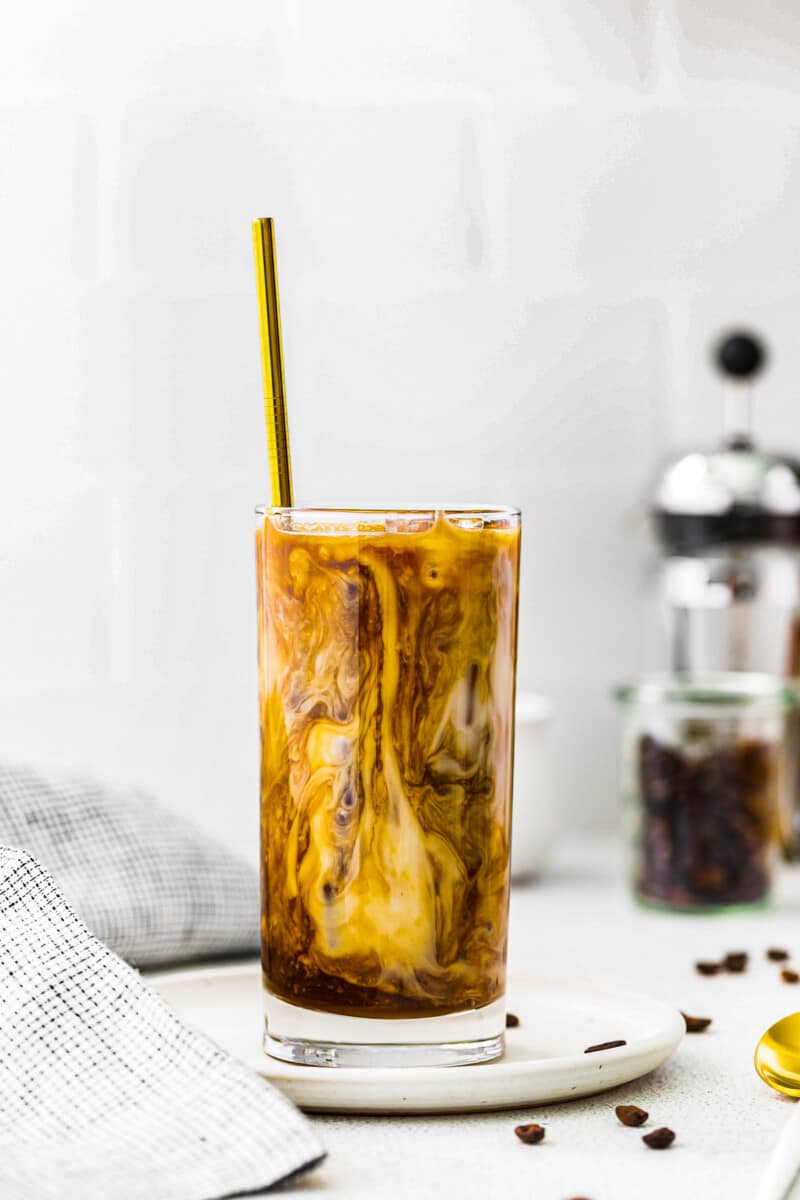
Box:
[149,962,684,1114]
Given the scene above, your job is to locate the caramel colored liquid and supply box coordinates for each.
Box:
[257,512,520,1018]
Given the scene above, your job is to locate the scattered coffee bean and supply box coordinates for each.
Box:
[724,952,748,973]
[505,1012,520,1028]
[781,969,800,984]
[768,948,790,962]
[695,961,721,976]
[642,1127,675,1150]
[514,1123,545,1144]
[615,1104,648,1127]
[584,1039,627,1053]
[682,1012,712,1033]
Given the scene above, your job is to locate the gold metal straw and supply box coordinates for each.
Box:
[253,217,294,507]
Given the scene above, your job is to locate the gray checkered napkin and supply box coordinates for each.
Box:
[0,845,325,1199]
[0,763,260,967]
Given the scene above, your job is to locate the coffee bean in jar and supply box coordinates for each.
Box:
[615,676,795,912]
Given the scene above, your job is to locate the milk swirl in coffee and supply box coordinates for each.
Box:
[257,510,520,1018]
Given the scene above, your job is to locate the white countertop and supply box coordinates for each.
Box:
[295,836,800,1200]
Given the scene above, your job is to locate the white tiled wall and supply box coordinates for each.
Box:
[3,2,800,859]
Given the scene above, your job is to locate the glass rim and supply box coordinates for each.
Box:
[254,504,521,518]
[614,672,799,712]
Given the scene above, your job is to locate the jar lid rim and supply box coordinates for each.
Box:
[614,672,798,710]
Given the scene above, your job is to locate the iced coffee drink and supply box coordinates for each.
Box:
[256,507,520,1066]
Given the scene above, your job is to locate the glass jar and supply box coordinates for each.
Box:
[615,674,796,912]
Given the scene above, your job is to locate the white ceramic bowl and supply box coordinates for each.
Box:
[511,692,556,881]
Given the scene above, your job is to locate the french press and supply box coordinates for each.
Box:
[650,332,800,678]
[647,332,800,853]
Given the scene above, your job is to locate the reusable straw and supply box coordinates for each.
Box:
[253,217,294,507]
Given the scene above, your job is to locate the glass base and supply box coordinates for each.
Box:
[263,991,506,1068]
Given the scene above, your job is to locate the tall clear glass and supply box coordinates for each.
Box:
[256,506,520,1066]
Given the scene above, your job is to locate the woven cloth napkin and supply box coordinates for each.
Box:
[0,763,260,967]
[0,844,325,1200]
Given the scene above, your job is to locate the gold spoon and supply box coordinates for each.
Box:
[754,1014,800,1200]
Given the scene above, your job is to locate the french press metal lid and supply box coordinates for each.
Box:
[652,332,800,555]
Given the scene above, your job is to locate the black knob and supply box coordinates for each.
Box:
[714,331,767,379]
